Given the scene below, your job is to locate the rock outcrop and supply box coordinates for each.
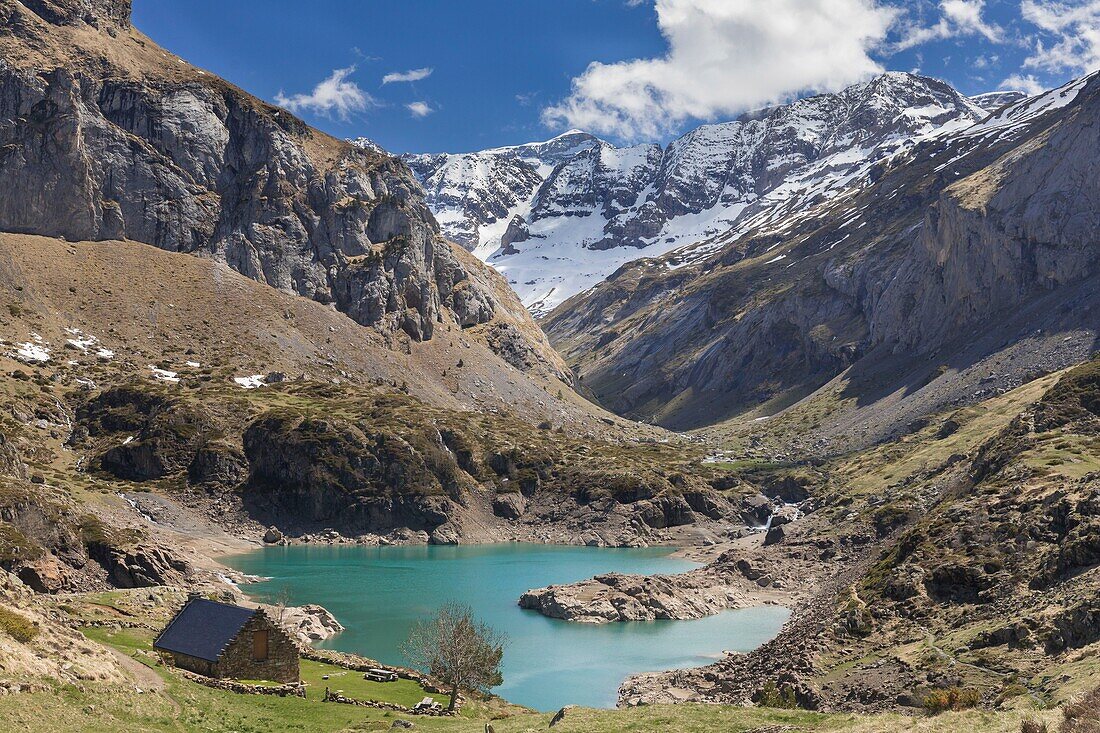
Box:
[86,541,192,588]
[268,603,345,644]
[518,569,743,623]
[0,0,501,342]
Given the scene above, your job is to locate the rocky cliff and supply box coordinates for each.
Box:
[544,73,1100,431]
[0,0,504,343]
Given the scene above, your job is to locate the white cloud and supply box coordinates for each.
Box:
[999,73,1047,96]
[1021,0,1100,74]
[895,0,1003,51]
[382,67,433,84]
[542,0,898,140]
[275,67,375,121]
[406,101,434,118]
[515,91,540,107]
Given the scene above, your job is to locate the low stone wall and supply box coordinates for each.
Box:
[322,689,411,711]
[173,667,306,698]
[71,619,156,631]
[321,689,454,716]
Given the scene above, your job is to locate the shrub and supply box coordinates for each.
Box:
[0,606,38,643]
[923,687,982,714]
[1020,719,1049,733]
[756,680,798,709]
[998,683,1030,704]
[1062,686,1100,733]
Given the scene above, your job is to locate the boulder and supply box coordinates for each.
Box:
[763,524,785,546]
[262,527,284,544]
[15,555,71,594]
[491,492,526,520]
[428,523,460,545]
[275,604,345,643]
[740,494,773,526]
[549,705,576,727]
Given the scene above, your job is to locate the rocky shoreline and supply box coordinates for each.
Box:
[517,563,792,623]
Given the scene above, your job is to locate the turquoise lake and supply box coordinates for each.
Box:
[223,543,789,711]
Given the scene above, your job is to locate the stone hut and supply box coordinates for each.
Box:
[153,597,299,683]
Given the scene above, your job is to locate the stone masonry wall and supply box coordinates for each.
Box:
[215,611,299,684]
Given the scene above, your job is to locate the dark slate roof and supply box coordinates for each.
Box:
[153,598,257,662]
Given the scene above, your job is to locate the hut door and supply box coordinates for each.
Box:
[253,630,269,661]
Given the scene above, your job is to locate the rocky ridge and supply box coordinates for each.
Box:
[404,73,988,313]
[543,72,1100,431]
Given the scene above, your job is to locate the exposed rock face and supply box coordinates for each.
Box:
[544,73,1100,429]
[76,384,216,481]
[241,411,457,534]
[19,0,131,32]
[403,131,597,252]
[86,541,192,588]
[969,90,1027,113]
[0,0,500,342]
[405,74,987,313]
[0,431,26,479]
[187,443,249,487]
[868,78,1100,353]
[518,570,742,623]
[269,603,345,644]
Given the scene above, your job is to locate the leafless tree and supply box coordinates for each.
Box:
[272,585,291,628]
[403,602,505,712]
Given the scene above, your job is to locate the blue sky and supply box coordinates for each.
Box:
[132,1,1100,154]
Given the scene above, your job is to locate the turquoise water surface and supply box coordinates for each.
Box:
[223,543,789,711]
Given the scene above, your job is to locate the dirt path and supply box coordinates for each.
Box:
[103,645,165,692]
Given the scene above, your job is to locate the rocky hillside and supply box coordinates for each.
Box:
[405,73,989,314]
[543,72,1100,431]
[616,358,1100,714]
[0,231,753,595]
[0,0,546,349]
[0,0,753,595]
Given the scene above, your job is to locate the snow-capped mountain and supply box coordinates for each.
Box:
[969,90,1028,113]
[398,73,993,315]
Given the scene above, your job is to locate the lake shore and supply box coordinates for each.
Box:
[220,543,791,711]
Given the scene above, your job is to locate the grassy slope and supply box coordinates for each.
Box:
[0,618,1058,732]
[0,676,1055,733]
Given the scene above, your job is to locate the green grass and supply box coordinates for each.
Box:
[0,605,38,643]
[81,626,153,658]
[280,659,447,707]
[0,684,1060,733]
[15,625,1053,732]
